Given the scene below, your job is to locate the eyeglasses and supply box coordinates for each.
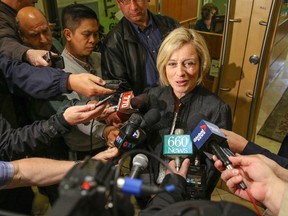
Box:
[118,0,145,5]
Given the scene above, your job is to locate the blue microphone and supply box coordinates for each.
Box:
[190,120,226,152]
[190,120,247,190]
[117,177,175,197]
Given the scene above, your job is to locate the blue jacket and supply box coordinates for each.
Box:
[0,55,72,161]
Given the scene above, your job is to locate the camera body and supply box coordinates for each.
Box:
[185,161,207,200]
[45,51,65,69]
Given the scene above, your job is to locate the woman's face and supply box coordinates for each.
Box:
[166,42,200,99]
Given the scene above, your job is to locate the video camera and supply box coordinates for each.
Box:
[48,150,177,216]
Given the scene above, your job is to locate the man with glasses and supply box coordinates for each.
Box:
[101,0,180,96]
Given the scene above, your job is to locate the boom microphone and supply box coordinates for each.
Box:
[129,154,149,178]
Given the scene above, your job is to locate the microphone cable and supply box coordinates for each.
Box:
[112,149,180,216]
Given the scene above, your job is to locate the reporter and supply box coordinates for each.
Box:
[0,0,54,66]
[0,147,119,189]
[213,154,288,216]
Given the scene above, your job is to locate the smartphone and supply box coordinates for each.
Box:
[45,51,65,69]
[104,80,122,90]
[94,95,114,108]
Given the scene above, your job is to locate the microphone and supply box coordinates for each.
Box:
[130,94,150,114]
[114,108,161,152]
[163,128,193,171]
[129,154,149,178]
[140,108,161,131]
[117,91,134,111]
[190,120,247,190]
[114,113,145,151]
[117,153,175,197]
[117,177,175,197]
[131,94,167,114]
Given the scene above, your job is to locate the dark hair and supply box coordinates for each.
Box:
[201,3,218,20]
[61,4,99,32]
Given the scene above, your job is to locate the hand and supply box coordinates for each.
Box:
[63,103,106,125]
[250,154,288,182]
[25,49,50,66]
[103,126,119,147]
[219,154,286,215]
[165,158,190,179]
[105,112,126,127]
[92,147,119,162]
[220,129,248,153]
[67,74,115,98]
[87,100,115,120]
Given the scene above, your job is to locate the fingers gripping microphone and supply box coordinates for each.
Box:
[129,154,149,178]
[190,120,247,190]
[163,128,193,171]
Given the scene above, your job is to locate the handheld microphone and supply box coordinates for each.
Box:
[163,129,193,171]
[140,108,161,131]
[116,91,136,115]
[129,154,149,179]
[131,94,167,114]
[190,120,247,190]
[114,108,160,152]
[114,113,146,151]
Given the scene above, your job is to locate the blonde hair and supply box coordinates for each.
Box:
[157,28,211,86]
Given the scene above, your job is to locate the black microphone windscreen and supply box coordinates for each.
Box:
[130,94,149,113]
[141,108,161,128]
[125,113,143,136]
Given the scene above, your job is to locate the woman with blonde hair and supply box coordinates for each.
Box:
[142,27,232,200]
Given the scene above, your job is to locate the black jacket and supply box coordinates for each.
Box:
[0,113,70,161]
[242,137,288,168]
[0,55,72,214]
[0,1,29,60]
[0,56,72,161]
[140,174,256,216]
[101,11,180,96]
[144,85,232,198]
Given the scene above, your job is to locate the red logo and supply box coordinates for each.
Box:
[200,125,207,131]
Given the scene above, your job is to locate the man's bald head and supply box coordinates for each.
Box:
[16,7,52,51]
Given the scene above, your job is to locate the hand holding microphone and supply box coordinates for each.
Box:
[166,158,191,179]
[163,128,193,171]
[190,119,247,190]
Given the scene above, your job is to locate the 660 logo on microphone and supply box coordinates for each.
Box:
[163,135,193,155]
